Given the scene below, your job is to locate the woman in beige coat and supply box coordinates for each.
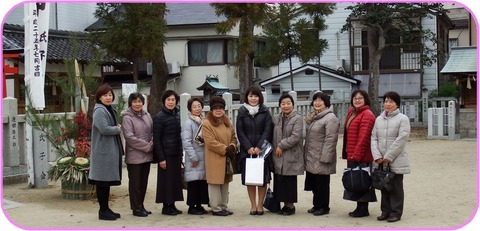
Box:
[303,92,339,216]
[202,96,238,216]
[272,94,304,216]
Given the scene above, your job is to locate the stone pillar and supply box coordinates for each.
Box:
[180,93,191,126]
[32,128,49,188]
[448,100,457,140]
[2,97,20,167]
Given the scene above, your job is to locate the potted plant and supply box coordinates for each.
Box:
[47,110,95,199]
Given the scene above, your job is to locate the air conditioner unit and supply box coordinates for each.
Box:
[167,61,180,74]
[146,62,152,75]
[336,59,345,70]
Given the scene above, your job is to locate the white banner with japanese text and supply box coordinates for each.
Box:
[24,3,49,110]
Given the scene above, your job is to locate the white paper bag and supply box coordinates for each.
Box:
[245,157,265,186]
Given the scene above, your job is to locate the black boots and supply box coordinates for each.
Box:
[162,204,183,215]
[99,209,119,220]
[349,202,369,217]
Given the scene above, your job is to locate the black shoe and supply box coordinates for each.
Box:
[172,205,183,214]
[162,207,178,216]
[188,206,204,215]
[141,207,152,214]
[133,210,148,217]
[256,210,264,215]
[223,209,233,215]
[387,216,401,222]
[212,210,229,216]
[348,210,369,217]
[377,213,389,221]
[99,210,117,220]
[313,208,330,216]
[107,208,121,218]
[277,206,286,214]
[250,210,257,215]
[307,207,317,213]
[282,206,295,216]
[197,206,208,214]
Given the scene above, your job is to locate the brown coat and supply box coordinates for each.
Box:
[202,112,238,184]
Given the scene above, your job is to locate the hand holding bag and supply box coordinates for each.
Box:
[342,162,372,193]
[263,186,280,213]
[372,163,396,191]
[245,156,265,186]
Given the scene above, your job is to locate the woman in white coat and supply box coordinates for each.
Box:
[181,97,209,215]
[371,91,411,223]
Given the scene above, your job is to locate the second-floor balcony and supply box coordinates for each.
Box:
[351,45,422,74]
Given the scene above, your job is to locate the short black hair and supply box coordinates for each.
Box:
[187,97,204,112]
[128,92,145,107]
[161,90,180,105]
[350,89,371,106]
[383,91,401,107]
[244,86,264,105]
[94,83,115,103]
[311,92,331,108]
[278,93,295,107]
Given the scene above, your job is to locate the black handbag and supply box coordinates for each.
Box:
[342,162,372,193]
[263,187,280,213]
[226,154,241,175]
[372,163,396,191]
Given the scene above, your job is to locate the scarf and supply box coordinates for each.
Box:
[243,103,259,116]
[305,107,327,125]
[189,113,204,124]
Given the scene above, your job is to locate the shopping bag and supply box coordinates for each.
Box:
[263,187,280,213]
[245,157,265,186]
[342,162,372,193]
[372,163,396,191]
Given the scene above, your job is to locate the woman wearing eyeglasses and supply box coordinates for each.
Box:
[342,89,377,218]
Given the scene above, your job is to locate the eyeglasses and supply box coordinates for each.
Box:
[353,97,364,101]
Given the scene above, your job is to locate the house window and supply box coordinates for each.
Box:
[188,40,226,65]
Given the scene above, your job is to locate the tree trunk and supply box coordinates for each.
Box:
[132,57,139,83]
[367,26,385,116]
[237,18,255,103]
[149,53,168,117]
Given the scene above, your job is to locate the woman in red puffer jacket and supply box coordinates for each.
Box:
[342,89,377,218]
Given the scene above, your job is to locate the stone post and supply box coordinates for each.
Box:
[3,97,20,167]
[180,93,191,126]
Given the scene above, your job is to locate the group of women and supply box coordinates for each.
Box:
[88,83,410,223]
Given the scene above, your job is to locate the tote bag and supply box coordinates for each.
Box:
[245,157,265,186]
[342,163,372,193]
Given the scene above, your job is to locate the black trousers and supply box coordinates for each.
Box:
[127,162,151,210]
[273,174,298,203]
[186,180,209,206]
[307,172,331,210]
[96,185,110,212]
[380,174,404,217]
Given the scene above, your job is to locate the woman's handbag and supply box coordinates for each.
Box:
[263,187,280,213]
[226,154,241,175]
[342,162,372,193]
[245,156,265,186]
[372,163,396,191]
[194,123,204,146]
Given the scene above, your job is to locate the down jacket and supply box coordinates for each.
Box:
[181,115,206,182]
[342,105,376,163]
[202,112,238,184]
[371,108,411,174]
[236,104,273,157]
[121,107,153,165]
[272,111,304,176]
[152,106,183,163]
[304,108,340,175]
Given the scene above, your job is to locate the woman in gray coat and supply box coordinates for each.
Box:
[121,93,153,217]
[304,92,339,216]
[181,97,209,215]
[272,94,304,216]
[371,91,411,223]
[89,84,123,221]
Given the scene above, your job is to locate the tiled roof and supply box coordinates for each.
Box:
[440,46,477,74]
[2,23,127,64]
[85,3,226,31]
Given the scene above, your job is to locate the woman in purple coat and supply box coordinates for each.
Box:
[121,93,154,217]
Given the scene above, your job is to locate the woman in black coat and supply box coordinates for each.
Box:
[236,86,273,215]
[153,90,184,215]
